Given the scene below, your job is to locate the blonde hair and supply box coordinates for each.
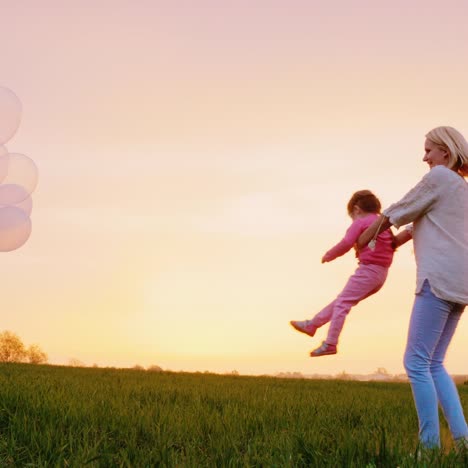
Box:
[425,126,468,177]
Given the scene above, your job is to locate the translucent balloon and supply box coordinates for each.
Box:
[0,153,38,196]
[0,183,29,205]
[0,205,31,251]
[0,184,32,211]
[0,87,22,145]
[12,195,32,216]
[0,153,8,183]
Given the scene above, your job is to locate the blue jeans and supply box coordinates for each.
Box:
[404,280,467,448]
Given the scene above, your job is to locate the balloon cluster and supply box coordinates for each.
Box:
[0,87,38,251]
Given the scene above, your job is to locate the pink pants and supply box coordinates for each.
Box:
[310,263,389,345]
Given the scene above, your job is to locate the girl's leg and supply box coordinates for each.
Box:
[325,264,388,345]
[290,301,336,336]
[309,300,336,328]
[430,303,468,441]
[403,280,463,448]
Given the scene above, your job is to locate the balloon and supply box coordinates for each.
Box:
[0,184,33,215]
[0,152,8,183]
[0,87,22,145]
[0,184,32,213]
[0,206,31,252]
[0,88,37,252]
[12,195,32,216]
[0,183,29,205]
[0,153,38,196]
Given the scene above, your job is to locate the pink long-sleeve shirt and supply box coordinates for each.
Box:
[323,213,394,267]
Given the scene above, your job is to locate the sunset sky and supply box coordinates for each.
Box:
[1,0,467,376]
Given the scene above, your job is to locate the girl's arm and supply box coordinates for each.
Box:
[356,215,392,249]
[393,228,413,248]
[322,219,365,263]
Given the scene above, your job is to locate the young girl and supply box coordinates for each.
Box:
[290,190,411,357]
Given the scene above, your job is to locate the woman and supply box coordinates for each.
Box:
[358,126,468,450]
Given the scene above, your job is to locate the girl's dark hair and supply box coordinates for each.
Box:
[348,190,399,250]
[347,190,381,215]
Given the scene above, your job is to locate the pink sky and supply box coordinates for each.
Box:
[0,1,467,375]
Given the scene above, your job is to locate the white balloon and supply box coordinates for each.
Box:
[0,87,22,145]
[0,205,32,252]
[0,153,38,195]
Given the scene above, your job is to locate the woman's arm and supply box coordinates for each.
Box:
[358,167,444,251]
[356,215,392,249]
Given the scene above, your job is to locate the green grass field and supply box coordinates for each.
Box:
[0,363,466,467]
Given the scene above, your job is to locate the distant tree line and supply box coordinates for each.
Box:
[0,330,47,364]
[132,364,163,372]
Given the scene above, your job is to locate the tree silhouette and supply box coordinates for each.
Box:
[0,331,48,364]
[0,331,26,362]
[27,344,48,364]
